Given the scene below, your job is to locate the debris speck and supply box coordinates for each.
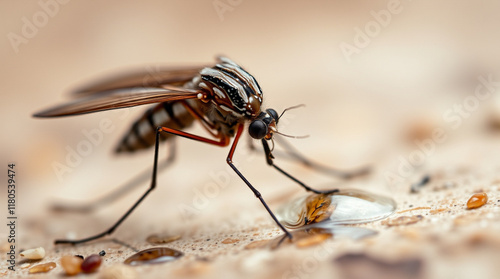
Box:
[60,255,83,276]
[81,254,102,273]
[221,238,239,244]
[429,208,448,214]
[397,207,431,214]
[146,234,182,244]
[382,215,423,227]
[28,262,56,274]
[411,175,430,193]
[20,247,45,260]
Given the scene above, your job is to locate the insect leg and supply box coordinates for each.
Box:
[180,100,220,138]
[227,125,292,239]
[261,139,338,194]
[51,139,177,213]
[55,126,229,245]
[272,136,370,179]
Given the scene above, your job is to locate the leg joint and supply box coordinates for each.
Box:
[254,190,261,198]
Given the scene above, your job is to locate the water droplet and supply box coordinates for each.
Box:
[277,189,396,229]
[467,193,488,209]
[124,247,183,266]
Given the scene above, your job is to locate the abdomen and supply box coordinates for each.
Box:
[115,101,195,153]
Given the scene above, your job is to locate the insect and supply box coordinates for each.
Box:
[34,56,366,244]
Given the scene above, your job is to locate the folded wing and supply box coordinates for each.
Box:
[72,66,205,95]
[34,86,201,117]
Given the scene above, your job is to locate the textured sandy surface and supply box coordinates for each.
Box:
[2,137,500,279]
[2,1,500,278]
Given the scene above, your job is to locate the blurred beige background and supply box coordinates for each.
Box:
[2,0,500,278]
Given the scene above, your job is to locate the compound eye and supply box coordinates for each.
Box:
[266,109,279,124]
[248,120,268,139]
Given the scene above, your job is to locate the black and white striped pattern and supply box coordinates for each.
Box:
[115,102,194,153]
[199,57,263,117]
[116,57,265,153]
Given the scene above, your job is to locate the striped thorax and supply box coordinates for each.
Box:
[198,57,263,118]
[116,57,279,153]
[197,57,279,140]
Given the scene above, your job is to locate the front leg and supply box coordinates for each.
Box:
[227,125,292,239]
[261,139,339,194]
[273,136,369,179]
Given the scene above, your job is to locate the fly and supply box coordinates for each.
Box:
[34,56,367,244]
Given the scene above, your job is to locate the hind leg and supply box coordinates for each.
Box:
[51,139,177,213]
[55,126,228,245]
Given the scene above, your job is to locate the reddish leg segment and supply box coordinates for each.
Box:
[226,125,293,239]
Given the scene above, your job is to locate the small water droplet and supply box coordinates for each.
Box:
[124,247,183,266]
[277,189,396,229]
[467,193,488,209]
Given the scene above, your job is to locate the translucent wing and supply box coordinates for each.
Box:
[73,66,205,95]
[34,86,201,117]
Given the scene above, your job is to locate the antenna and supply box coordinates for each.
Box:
[279,104,305,120]
[270,126,309,139]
